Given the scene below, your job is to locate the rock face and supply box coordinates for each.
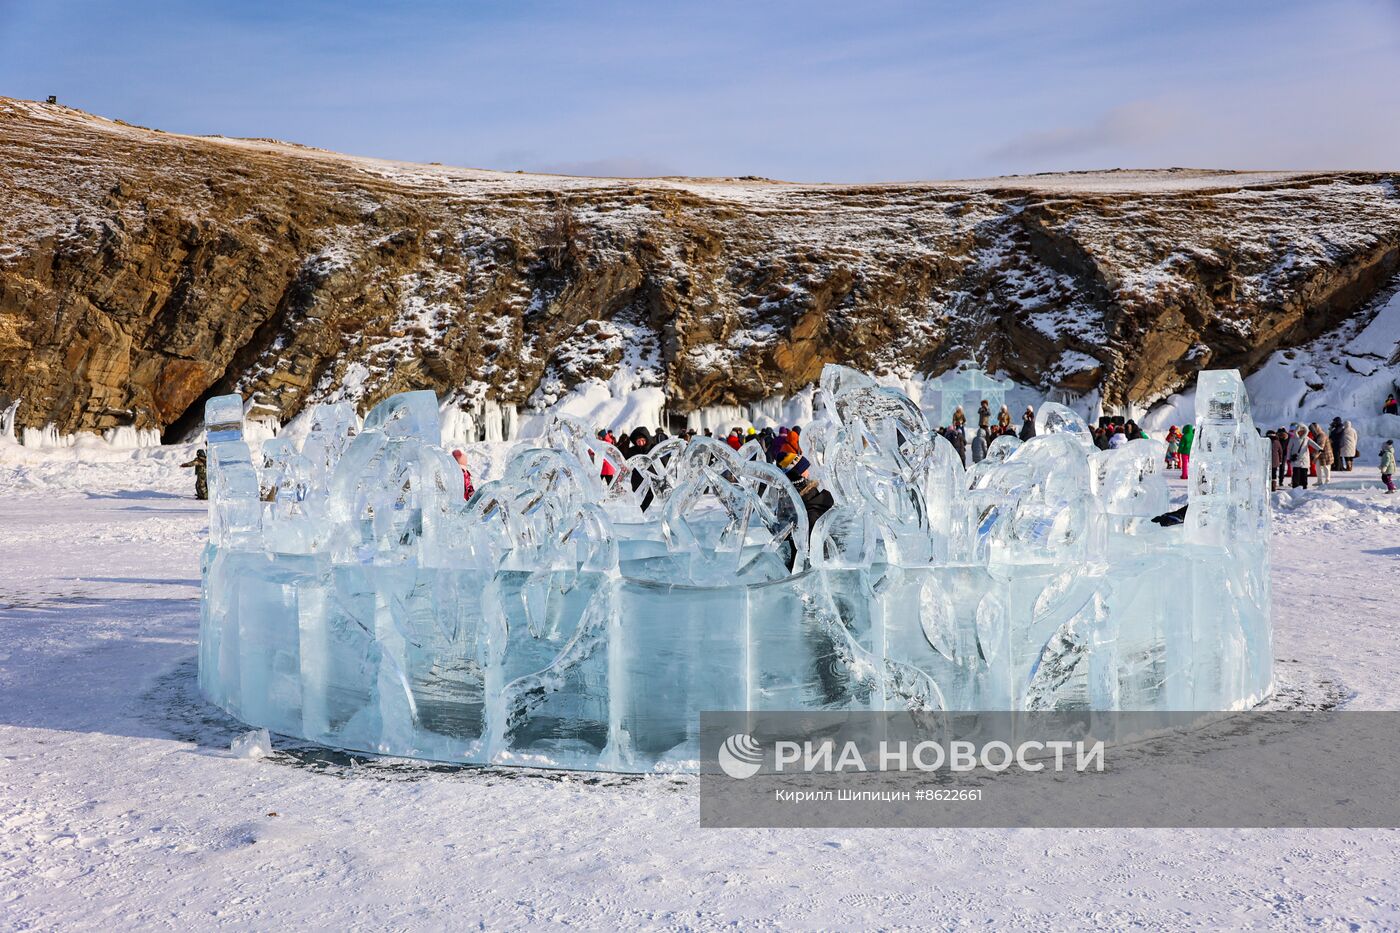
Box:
[2,97,1398,437]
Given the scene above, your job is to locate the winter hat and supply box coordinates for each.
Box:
[790,426,801,435]
[747,427,757,436]
[791,456,811,478]
[779,453,811,480]
[779,426,790,435]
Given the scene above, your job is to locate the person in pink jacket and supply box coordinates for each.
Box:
[452,450,475,501]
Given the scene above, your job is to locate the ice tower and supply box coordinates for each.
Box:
[925,362,1008,427]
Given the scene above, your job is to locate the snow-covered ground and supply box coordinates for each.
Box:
[2,450,1400,928]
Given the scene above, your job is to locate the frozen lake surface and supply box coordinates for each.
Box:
[2,454,1399,928]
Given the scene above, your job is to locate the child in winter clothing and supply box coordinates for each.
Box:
[1381,440,1397,494]
[1165,427,1181,469]
[1178,424,1195,479]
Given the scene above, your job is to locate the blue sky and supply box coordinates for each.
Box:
[2,0,1397,181]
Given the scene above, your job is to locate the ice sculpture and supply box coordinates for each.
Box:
[199,367,1272,772]
[925,362,1009,427]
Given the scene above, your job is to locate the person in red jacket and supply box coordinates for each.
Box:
[452,450,475,501]
[596,430,617,484]
[726,428,743,450]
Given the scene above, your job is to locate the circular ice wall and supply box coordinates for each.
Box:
[198,365,1272,772]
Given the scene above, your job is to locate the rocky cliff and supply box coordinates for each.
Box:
[2,97,1398,438]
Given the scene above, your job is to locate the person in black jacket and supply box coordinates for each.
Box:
[947,424,967,466]
[627,426,653,457]
[778,452,833,533]
[1266,430,1284,491]
[1019,406,1036,441]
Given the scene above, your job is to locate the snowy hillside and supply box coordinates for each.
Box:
[1145,277,1400,452]
[2,97,1398,447]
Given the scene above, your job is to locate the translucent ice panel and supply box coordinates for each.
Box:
[204,394,245,444]
[924,363,1009,427]
[1033,401,1094,448]
[361,390,441,442]
[208,442,261,550]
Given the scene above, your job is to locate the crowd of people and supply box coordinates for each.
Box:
[189,395,1400,504]
[932,402,1165,470]
[1265,419,1395,493]
[449,400,1400,511]
[930,402,1035,466]
[588,422,832,528]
